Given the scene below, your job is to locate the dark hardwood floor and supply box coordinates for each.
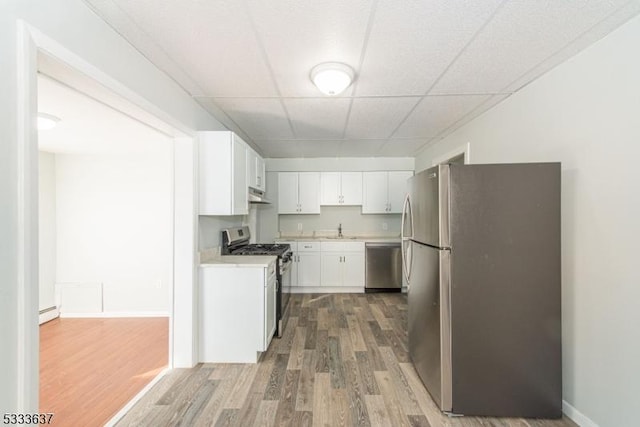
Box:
[117,294,575,426]
[40,317,168,427]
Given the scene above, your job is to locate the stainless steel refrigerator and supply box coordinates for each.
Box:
[401,163,562,418]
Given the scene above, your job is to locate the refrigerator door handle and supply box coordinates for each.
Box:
[401,194,413,283]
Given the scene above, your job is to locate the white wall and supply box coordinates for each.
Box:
[199,215,245,250]
[266,157,414,172]
[1,0,225,411]
[55,150,172,314]
[415,15,640,427]
[38,152,56,311]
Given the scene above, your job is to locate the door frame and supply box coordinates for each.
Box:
[431,142,471,166]
[15,20,200,411]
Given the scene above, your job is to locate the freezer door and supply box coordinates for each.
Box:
[408,241,452,410]
[409,165,450,248]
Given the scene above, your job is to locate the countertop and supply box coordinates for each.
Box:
[200,250,277,268]
[276,236,401,243]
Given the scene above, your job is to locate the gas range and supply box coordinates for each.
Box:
[229,243,291,257]
[221,227,292,338]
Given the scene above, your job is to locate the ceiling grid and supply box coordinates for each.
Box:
[82,0,640,157]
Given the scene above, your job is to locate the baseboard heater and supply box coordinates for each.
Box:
[39,306,59,325]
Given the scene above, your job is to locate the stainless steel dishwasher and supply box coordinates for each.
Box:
[365,242,402,292]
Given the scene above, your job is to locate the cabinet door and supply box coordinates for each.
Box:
[257,156,266,191]
[321,253,343,286]
[298,252,321,287]
[278,173,299,214]
[264,272,277,350]
[362,172,388,214]
[343,252,365,287]
[320,172,341,205]
[232,138,248,215]
[298,172,321,214]
[388,171,413,213]
[247,148,258,190]
[340,172,363,205]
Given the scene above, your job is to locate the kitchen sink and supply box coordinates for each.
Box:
[324,236,359,240]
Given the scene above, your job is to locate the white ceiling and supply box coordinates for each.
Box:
[38,75,172,154]
[83,0,640,158]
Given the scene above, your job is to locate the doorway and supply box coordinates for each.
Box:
[14,23,200,420]
[36,67,173,425]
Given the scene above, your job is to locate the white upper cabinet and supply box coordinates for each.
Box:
[278,172,320,214]
[387,171,413,213]
[362,171,413,214]
[199,131,248,216]
[362,172,388,213]
[247,148,266,192]
[320,172,363,206]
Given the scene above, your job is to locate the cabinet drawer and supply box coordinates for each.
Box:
[321,241,365,252]
[298,241,320,252]
[342,241,365,252]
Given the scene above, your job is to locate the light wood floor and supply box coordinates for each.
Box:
[117,294,576,427]
[40,317,169,427]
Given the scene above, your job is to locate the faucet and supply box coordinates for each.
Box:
[338,223,343,238]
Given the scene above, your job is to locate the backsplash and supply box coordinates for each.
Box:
[278,206,401,237]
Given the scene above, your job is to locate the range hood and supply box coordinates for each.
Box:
[248,187,271,204]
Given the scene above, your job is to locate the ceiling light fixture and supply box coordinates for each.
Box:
[310,62,355,96]
[37,113,61,131]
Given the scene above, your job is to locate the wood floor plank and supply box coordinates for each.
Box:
[213,408,237,427]
[264,353,290,400]
[347,315,367,351]
[296,350,317,411]
[339,328,357,363]
[287,326,307,370]
[315,329,330,373]
[305,320,319,350]
[331,388,352,427]
[273,370,301,426]
[375,370,412,427]
[293,410,314,427]
[254,400,279,427]
[355,351,380,395]
[370,304,392,330]
[343,360,372,427]
[312,373,331,427]
[328,336,347,389]
[224,363,258,408]
[365,394,393,427]
[379,346,423,415]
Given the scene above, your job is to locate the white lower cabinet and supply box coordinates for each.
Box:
[320,242,365,287]
[199,260,276,363]
[279,241,321,288]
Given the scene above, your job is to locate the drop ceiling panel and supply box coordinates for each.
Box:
[247,0,372,97]
[338,139,387,157]
[212,98,293,139]
[255,140,301,158]
[344,97,420,139]
[297,140,342,158]
[435,94,511,141]
[394,95,491,138]
[284,98,351,139]
[110,0,276,97]
[431,0,631,94]
[355,0,504,96]
[377,138,435,157]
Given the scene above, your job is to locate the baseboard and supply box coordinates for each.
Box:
[563,400,599,427]
[39,307,59,325]
[104,367,170,427]
[288,286,364,293]
[60,311,170,318]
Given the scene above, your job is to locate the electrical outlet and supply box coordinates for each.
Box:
[382,222,388,231]
[297,223,303,231]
